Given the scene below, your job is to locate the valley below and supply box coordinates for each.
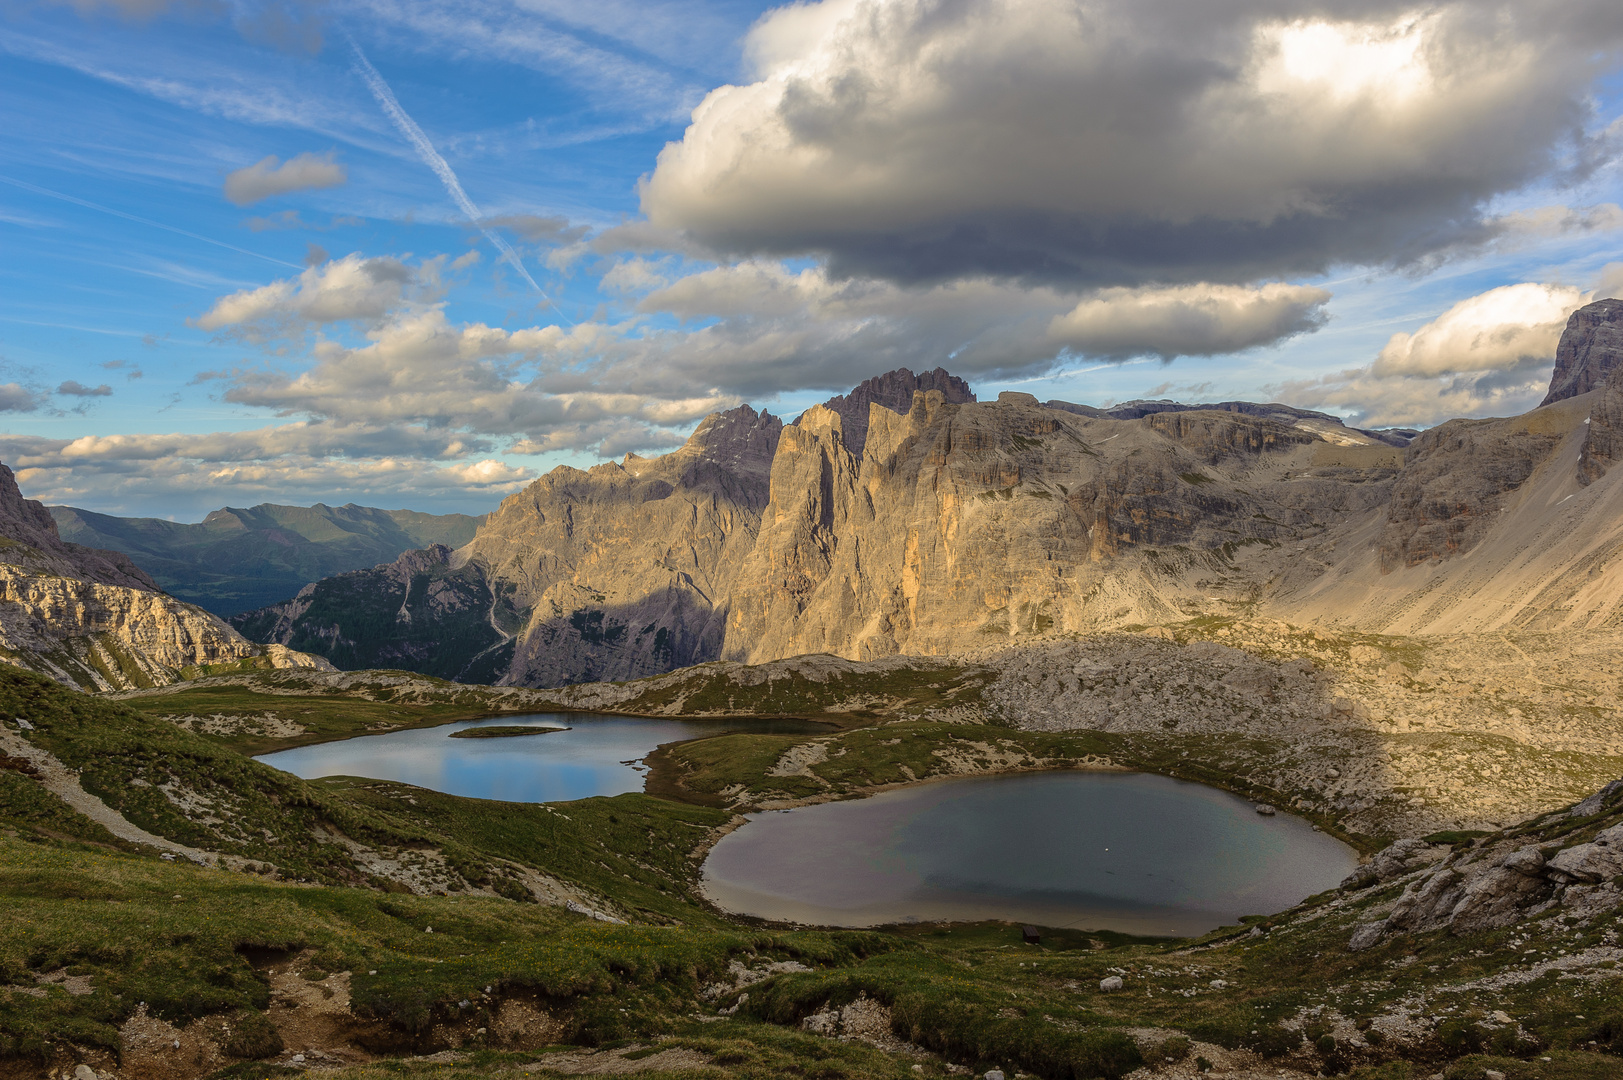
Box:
[7,328,1623,1080]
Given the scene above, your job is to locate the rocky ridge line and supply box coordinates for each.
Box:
[0,463,332,691]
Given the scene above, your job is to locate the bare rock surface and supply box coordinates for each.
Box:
[1341,779,1623,950]
[815,365,975,458]
[0,462,331,690]
[1376,409,1566,570]
[1540,297,1623,405]
[721,390,1393,664]
[465,404,782,687]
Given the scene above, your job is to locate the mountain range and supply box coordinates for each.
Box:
[0,466,331,689]
[217,299,1623,688]
[48,502,483,616]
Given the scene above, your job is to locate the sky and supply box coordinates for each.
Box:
[3,0,1623,519]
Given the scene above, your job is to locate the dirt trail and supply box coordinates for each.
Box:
[0,725,215,863]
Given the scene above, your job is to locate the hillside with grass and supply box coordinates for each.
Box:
[5,660,1623,1080]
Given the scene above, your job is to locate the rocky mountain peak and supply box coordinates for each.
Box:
[816,367,976,458]
[669,403,784,483]
[0,461,68,553]
[1541,297,1623,406]
[0,462,155,590]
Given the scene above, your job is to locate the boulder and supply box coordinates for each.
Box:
[1099,976,1124,992]
[1347,922,1387,952]
[1500,847,1546,876]
[1545,824,1623,883]
[1448,866,1553,933]
[1340,838,1450,890]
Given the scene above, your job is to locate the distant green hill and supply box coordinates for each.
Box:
[48,502,485,616]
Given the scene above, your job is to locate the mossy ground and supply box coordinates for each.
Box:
[4,662,1623,1079]
[115,675,556,756]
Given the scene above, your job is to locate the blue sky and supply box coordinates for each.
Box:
[3,0,1622,518]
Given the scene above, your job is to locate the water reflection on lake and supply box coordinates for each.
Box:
[703,770,1357,936]
[255,714,828,803]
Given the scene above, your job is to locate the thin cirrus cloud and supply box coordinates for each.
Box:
[223,152,347,206]
[640,0,1623,287]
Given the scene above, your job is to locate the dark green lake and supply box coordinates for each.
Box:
[702,770,1357,936]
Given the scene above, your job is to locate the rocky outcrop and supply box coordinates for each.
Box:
[1338,838,1451,890]
[1376,413,1566,570]
[230,545,517,683]
[1345,777,1623,950]
[0,463,330,690]
[816,366,975,457]
[1540,298,1623,406]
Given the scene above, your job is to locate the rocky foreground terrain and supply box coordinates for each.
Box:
[0,463,331,690]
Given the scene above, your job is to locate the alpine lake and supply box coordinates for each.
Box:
[258,714,1357,936]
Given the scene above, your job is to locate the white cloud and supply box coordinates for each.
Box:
[0,383,44,413]
[1277,280,1600,427]
[1372,283,1587,378]
[194,253,430,340]
[223,152,347,206]
[1047,283,1331,360]
[640,0,1623,285]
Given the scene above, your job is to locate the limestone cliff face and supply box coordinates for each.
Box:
[1541,298,1623,406]
[815,366,976,458]
[720,391,1378,663]
[1579,379,1623,485]
[0,463,332,690]
[1377,411,1567,570]
[453,405,783,687]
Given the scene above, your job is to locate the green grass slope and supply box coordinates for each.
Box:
[6,663,1623,1080]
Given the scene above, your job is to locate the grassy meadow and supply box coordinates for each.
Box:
[4,663,1623,1079]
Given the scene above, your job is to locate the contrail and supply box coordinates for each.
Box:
[348,38,565,317]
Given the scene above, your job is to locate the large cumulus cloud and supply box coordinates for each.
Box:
[641,0,1623,285]
[1277,277,1611,427]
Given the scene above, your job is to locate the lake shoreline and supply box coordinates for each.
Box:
[699,770,1360,936]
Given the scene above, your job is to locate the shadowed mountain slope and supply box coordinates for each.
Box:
[50,501,483,616]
